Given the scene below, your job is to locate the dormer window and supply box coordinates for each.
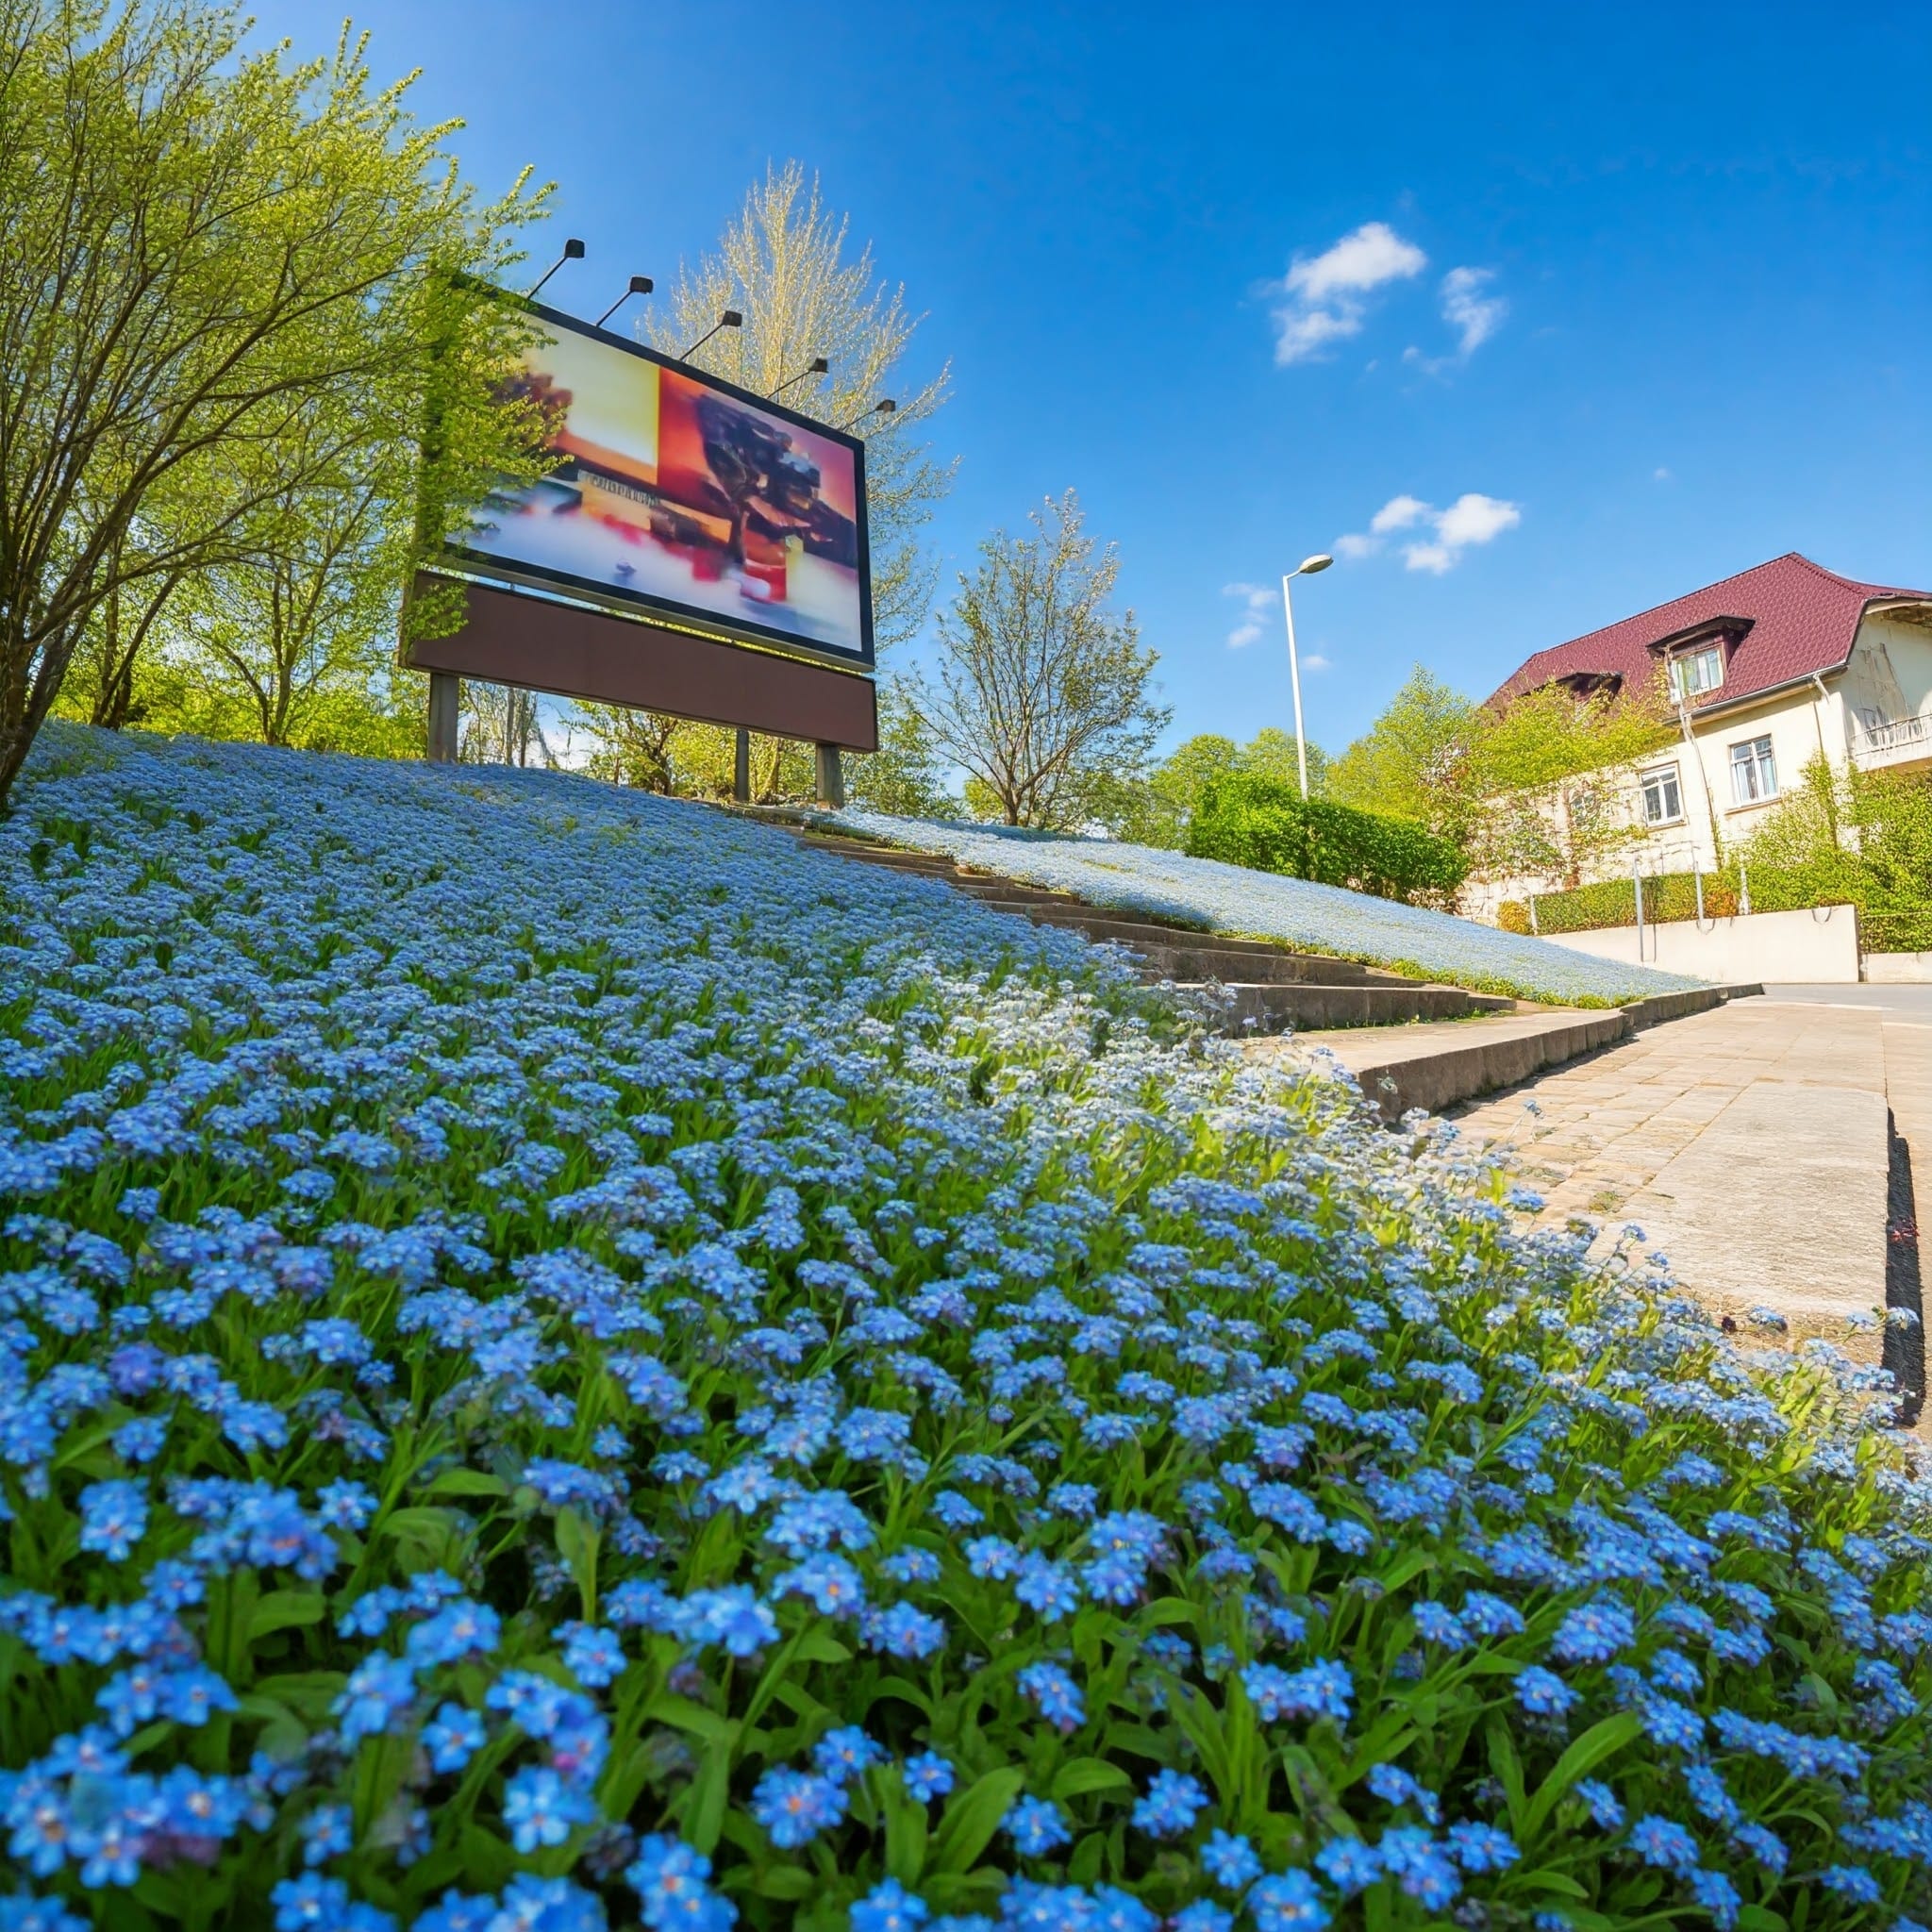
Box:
[1669,644,1724,701]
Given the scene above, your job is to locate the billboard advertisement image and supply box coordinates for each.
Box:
[448,302,873,668]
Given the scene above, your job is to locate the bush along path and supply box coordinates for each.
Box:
[0,724,1928,1932]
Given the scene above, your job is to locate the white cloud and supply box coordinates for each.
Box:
[1334,491,1521,573]
[1440,266,1507,355]
[1655,466,1672,481]
[1433,491,1521,549]
[1302,653,1331,673]
[1272,221,1425,366]
[1370,494,1431,533]
[1222,580,1278,649]
[1286,223,1429,304]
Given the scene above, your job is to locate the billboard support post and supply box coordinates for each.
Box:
[733,728,751,804]
[427,671,460,763]
[815,744,845,810]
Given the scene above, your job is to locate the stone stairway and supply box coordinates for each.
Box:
[789,831,1516,1033]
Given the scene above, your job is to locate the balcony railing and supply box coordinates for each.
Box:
[1852,713,1932,761]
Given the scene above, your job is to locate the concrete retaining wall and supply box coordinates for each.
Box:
[1541,904,1860,985]
[1865,951,1932,984]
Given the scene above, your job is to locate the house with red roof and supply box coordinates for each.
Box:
[1475,553,1932,905]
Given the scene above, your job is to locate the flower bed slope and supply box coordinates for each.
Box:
[0,724,1926,1932]
[829,809,1706,1007]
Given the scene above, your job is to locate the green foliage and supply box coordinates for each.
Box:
[910,491,1171,829]
[1737,758,1932,955]
[0,0,550,800]
[845,681,951,818]
[1331,666,1675,885]
[1327,668,1476,831]
[1185,770,1468,908]
[1500,873,1743,936]
[1098,731,1329,850]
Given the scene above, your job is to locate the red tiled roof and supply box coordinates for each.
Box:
[1490,554,1931,714]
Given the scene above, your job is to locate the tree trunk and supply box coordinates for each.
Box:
[0,625,72,811]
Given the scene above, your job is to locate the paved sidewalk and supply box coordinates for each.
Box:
[1446,996,1917,1353]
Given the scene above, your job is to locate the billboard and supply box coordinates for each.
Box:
[446,302,874,669]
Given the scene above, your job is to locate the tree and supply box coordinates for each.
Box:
[1241,726,1330,798]
[157,411,402,746]
[1327,668,1477,832]
[1460,675,1674,883]
[574,704,685,793]
[644,161,952,656]
[0,0,548,806]
[1328,663,1674,885]
[625,163,956,808]
[846,679,949,818]
[909,491,1170,829]
[459,682,552,767]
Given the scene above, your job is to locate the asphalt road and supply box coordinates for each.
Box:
[1762,984,1932,1021]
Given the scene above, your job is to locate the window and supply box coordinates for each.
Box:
[1670,645,1724,700]
[1639,762,1684,825]
[1730,734,1777,805]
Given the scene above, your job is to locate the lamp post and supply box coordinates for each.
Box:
[1280,553,1333,800]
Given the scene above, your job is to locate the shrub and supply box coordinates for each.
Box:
[1185,772,1467,909]
[1865,907,1932,954]
[1,728,1927,1932]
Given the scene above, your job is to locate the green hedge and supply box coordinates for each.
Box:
[1499,864,1932,955]
[1187,772,1467,908]
[1499,872,1740,935]
[1865,907,1932,954]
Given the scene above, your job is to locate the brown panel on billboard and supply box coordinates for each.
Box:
[403,575,878,752]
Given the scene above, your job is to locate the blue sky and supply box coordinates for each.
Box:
[264,0,1930,756]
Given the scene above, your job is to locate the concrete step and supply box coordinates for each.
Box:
[1187,981,1514,1033]
[1128,941,1373,987]
[795,838,958,874]
[946,879,1091,906]
[1267,984,1764,1122]
[971,902,1312,953]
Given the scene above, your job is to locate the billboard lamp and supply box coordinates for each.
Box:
[836,397,896,431]
[528,238,585,299]
[679,309,743,361]
[594,275,653,327]
[771,355,829,399]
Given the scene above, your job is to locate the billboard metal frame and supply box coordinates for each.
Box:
[441,297,876,675]
[404,571,879,754]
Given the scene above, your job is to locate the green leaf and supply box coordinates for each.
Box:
[751,1867,816,1900]
[1521,1710,1643,1840]
[555,1507,601,1620]
[883,1775,931,1885]
[1050,1758,1133,1803]
[929,1767,1026,1875]
[425,1467,508,1499]
[1484,1716,1526,1833]
[248,1591,327,1641]
[791,1627,852,1666]
[1515,1869,1591,1900]
[683,1734,737,1857]
[644,1694,737,1746]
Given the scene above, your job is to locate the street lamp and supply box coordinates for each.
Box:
[1280,553,1332,801]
